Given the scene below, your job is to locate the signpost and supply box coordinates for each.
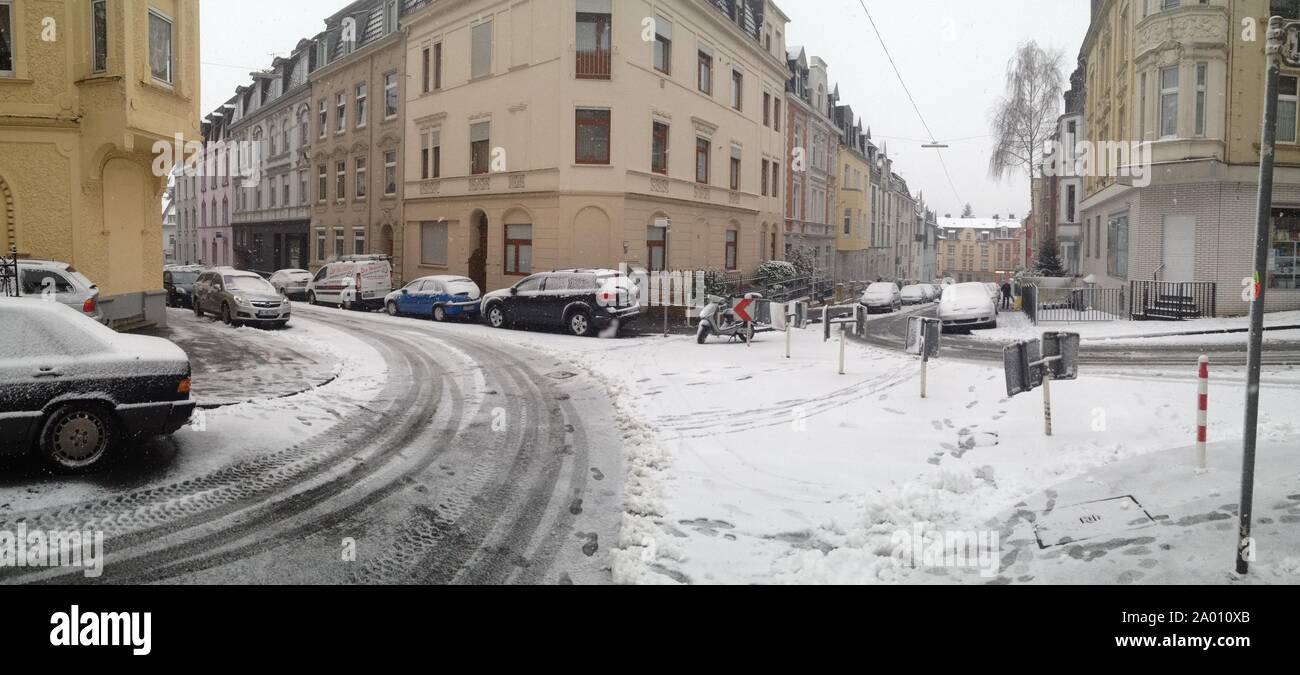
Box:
[1003,333,1079,436]
[905,316,942,398]
[821,304,862,375]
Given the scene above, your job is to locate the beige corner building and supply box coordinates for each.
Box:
[399,0,789,294]
[1079,0,1300,316]
[0,0,199,327]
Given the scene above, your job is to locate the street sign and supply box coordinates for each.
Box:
[1040,332,1080,381]
[822,304,858,341]
[905,316,942,360]
[733,297,755,323]
[793,301,808,329]
[1003,340,1043,398]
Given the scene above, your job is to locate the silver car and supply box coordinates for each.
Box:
[1,259,105,324]
[192,269,291,328]
[269,269,313,299]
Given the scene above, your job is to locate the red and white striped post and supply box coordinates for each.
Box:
[1196,355,1209,471]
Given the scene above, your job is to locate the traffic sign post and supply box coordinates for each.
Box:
[905,317,942,398]
[1003,333,1079,436]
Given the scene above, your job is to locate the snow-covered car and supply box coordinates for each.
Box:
[385,275,482,322]
[307,256,393,311]
[193,269,291,328]
[0,299,195,472]
[900,284,928,305]
[939,282,999,331]
[269,269,313,299]
[0,259,105,324]
[860,282,902,313]
[482,269,640,337]
[921,283,941,301]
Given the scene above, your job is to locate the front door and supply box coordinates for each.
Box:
[469,213,488,292]
[1162,216,1196,281]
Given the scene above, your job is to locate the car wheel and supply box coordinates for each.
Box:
[307,292,317,306]
[568,310,594,337]
[386,300,400,317]
[221,303,237,326]
[433,305,447,322]
[486,304,508,329]
[193,300,204,318]
[39,403,116,473]
[341,298,353,311]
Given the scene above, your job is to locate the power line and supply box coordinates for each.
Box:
[855,0,964,208]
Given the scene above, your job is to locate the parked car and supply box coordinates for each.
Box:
[269,269,313,299]
[921,283,941,301]
[900,284,928,305]
[385,276,482,322]
[481,269,640,337]
[938,282,999,331]
[0,299,195,472]
[192,269,291,328]
[860,282,903,313]
[0,259,105,324]
[307,256,393,311]
[163,265,203,308]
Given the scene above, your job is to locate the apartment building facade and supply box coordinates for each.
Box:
[935,217,1024,284]
[834,104,872,281]
[227,41,315,274]
[783,48,838,277]
[0,0,199,327]
[1079,0,1300,314]
[400,0,789,293]
[309,0,408,278]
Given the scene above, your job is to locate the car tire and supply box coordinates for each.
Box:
[433,305,447,322]
[567,310,595,338]
[193,300,204,318]
[386,300,400,317]
[221,303,238,327]
[341,298,353,311]
[486,304,509,329]
[307,292,317,306]
[273,320,289,330]
[39,403,117,473]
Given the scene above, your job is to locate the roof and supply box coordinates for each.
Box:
[937,218,1023,230]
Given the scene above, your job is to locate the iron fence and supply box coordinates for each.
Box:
[1021,284,1038,324]
[1036,286,1129,323]
[1130,281,1217,321]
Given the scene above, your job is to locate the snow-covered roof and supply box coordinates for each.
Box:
[937,218,1023,230]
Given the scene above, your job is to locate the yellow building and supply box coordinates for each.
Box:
[834,104,871,280]
[1079,0,1300,315]
[0,0,200,327]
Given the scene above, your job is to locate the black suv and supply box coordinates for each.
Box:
[481,269,641,337]
[163,265,203,308]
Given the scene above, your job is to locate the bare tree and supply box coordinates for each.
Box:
[988,40,1065,188]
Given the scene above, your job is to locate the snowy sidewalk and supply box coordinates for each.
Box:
[143,308,344,408]
[986,439,1300,585]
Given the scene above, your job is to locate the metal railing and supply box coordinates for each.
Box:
[1130,281,1217,321]
[576,49,612,80]
[1036,286,1128,323]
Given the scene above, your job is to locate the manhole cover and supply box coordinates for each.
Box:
[1033,496,1156,549]
[546,371,578,380]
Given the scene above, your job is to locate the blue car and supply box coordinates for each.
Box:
[384,275,482,322]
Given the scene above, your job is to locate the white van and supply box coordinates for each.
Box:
[306,255,393,311]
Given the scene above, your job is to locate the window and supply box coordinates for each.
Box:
[356,83,368,127]
[300,111,310,145]
[1160,66,1178,138]
[300,171,307,205]
[1194,62,1207,137]
[504,223,532,275]
[335,229,345,258]
[652,122,669,175]
[354,229,366,256]
[731,70,743,110]
[470,122,491,175]
[771,162,779,199]
[384,151,397,195]
[844,208,852,236]
[148,10,173,83]
[433,42,443,90]
[729,146,741,191]
[763,93,771,127]
[91,0,108,73]
[1270,208,1300,289]
[471,21,493,79]
[0,1,14,76]
[269,123,278,156]
[318,165,327,202]
[576,1,612,80]
[355,157,367,199]
[384,72,398,119]
[420,133,430,180]
[654,16,672,75]
[761,159,769,196]
[773,97,781,132]
[428,130,442,179]
[696,138,710,184]
[576,109,611,164]
[698,45,713,94]
[336,162,346,202]
[1139,72,1147,140]
[421,221,449,266]
[647,223,667,272]
[421,47,431,93]
[319,100,328,138]
[336,94,346,132]
[1066,185,1077,223]
[1281,76,1298,144]
[317,230,326,261]
[1107,214,1130,278]
[725,230,738,270]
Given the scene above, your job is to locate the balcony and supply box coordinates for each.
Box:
[576,49,611,80]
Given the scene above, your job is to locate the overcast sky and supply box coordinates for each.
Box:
[200,0,1091,219]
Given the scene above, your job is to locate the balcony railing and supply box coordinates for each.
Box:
[576,49,611,80]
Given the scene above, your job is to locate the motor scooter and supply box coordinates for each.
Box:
[696,294,756,344]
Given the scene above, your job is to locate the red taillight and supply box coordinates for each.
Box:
[598,290,617,304]
[83,297,96,313]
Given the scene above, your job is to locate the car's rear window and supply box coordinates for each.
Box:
[868,283,895,292]
[444,280,479,295]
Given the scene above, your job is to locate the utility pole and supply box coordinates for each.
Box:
[1238,16,1290,575]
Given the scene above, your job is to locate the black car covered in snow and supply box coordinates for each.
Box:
[480,269,641,337]
[0,298,195,472]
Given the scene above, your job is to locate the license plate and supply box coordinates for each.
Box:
[258,312,279,318]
